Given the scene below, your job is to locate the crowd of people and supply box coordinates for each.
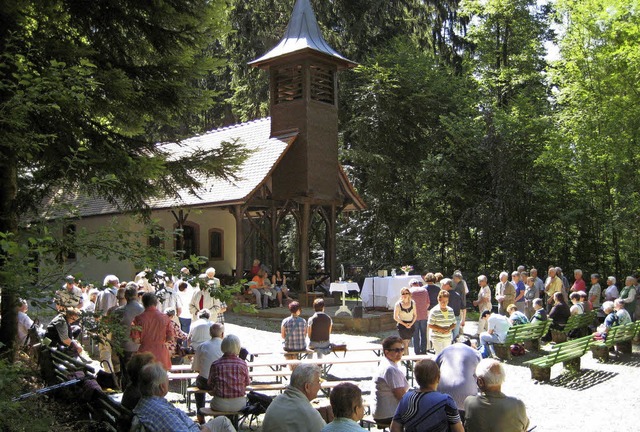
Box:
[21,263,639,432]
[392,266,640,358]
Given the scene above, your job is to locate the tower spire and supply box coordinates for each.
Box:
[249,0,356,69]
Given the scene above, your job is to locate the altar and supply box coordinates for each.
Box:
[361,275,419,310]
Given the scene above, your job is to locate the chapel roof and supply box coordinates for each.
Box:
[248,0,357,69]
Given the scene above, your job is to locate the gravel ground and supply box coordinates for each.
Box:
[168,312,640,432]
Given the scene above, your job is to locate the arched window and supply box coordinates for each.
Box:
[174,221,199,258]
[209,229,224,260]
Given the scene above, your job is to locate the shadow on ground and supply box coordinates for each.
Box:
[542,369,618,391]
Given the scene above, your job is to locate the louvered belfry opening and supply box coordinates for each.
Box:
[275,65,303,104]
[310,65,335,105]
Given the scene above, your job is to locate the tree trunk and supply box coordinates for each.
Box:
[0,152,19,359]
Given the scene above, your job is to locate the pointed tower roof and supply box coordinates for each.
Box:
[249,0,357,69]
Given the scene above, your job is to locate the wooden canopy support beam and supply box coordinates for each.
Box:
[298,202,311,292]
[232,205,245,281]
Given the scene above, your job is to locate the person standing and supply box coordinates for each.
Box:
[474,275,492,335]
[619,276,637,320]
[435,339,482,423]
[452,271,468,332]
[394,288,417,355]
[544,267,563,310]
[571,269,587,293]
[308,299,333,358]
[409,279,430,355]
[117,282,144,385]
[511,271,526,314]
[523,276,539,319]
[204,267,226,323]
[530,268,545,299]
[603,276,619,302]
[17,299,34,347]
[131,292,175,370]
[190,274,221,322]
[55,275,84,310]
[495,272,515,316]
[428,290,456,355]
[589,274,602,309]
[442,279,464,341]
[177,281,195,334]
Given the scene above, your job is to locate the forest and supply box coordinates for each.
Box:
[205,0,640,279]
[1,0,640,354]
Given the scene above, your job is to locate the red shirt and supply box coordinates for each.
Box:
[131,306,175,370]
[410,286,430,321]
[207,354,250,399]
[571,279,586,293]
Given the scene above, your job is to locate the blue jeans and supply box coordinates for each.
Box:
[452,315,462,341]
[179,317,191,333]
[412,320,428,354]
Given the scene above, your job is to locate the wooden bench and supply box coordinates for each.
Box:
[591,321,639,362]
[199,407,246,429]
[551,310,597,342]
[493,321,552,360]
[248,380,355,397]
[88,391,133,432]
[523,334,593,381]
[360,415,390,431]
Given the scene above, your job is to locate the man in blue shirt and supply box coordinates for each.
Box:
[133,362,235,432]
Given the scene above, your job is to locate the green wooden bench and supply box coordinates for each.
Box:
[551,310,597,343]
[590,321,639,362]
[523,334,593,381]
[493,321,552,360]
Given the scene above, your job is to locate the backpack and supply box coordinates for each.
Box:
[241,391,273,415]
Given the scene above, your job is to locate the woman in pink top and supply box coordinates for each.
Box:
[131,292,175,370]
[571,269,586,293]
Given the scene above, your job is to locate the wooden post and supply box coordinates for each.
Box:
[233,205,245,281]
[299,202,311,292]
[270,206,279,271]
[328,204,337,282]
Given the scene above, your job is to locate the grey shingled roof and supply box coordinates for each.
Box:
[249,0,357,69]
[62,118,298,217]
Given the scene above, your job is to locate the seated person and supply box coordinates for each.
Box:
[614,298,632,325]
[506,304,529,325]
[463,359,529,432]
[371,336,409,425]
[569,292,585,315]
[133,362,235,432]
[250,269,271,309]
[544,292,570,342]
[165,308,188,357]
[281,301,307,358]
[193,323,224,424]
[45,307,83,357]
[188,309,213,350]
[322,382,367,432]
[207,335,250,412]
[314,265,331,295]
[478,310,511,358]
[308,298,333,358]
[579,291,593,312]
[391,359,463,432]
[262,364,326,432]
[593,301,618,340]
[530,299,548,324]
[121,352,156,410]
[272,269,293,307]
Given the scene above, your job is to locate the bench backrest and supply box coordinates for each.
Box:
[564,310,596,332]
[604,322,637,346]
[547,334,593,363]
[505,321,551,344]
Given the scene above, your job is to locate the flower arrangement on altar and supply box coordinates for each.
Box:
[400,265,413,274]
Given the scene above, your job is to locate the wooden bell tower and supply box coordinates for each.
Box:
[249,0,357,290]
